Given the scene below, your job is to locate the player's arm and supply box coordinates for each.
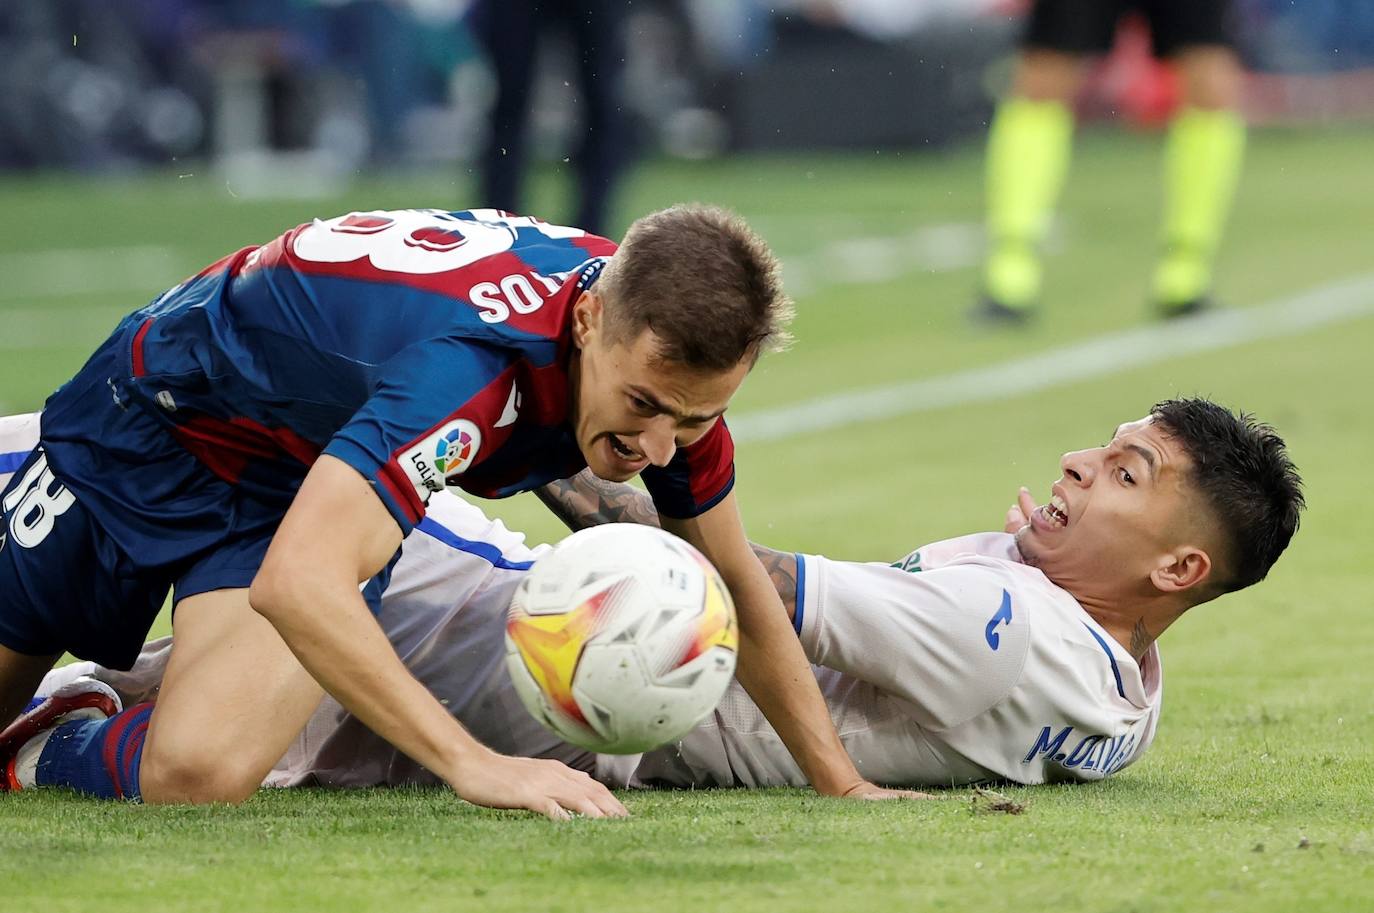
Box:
[535,469,660,529]
[251,456,626,820]
[660,491,916,800]
[538,471,802,620]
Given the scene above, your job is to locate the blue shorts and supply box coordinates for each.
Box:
[0,324,390,670]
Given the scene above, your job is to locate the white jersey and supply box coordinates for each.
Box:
[0,412,41,490]
[625,535,1162,788]
[20,398,1162,790]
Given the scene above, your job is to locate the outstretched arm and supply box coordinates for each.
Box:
[253,456,626,820]
[537,471,799,621]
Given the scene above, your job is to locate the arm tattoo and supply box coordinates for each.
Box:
[750,544,799,622]
[535,469,661,533]
[1129,618,1152,659]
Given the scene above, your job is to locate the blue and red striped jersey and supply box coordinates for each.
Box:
[116,209,735,531]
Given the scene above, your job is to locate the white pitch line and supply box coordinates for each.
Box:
[0,245,182,299]
[781,222,983,297]
[730,272,1374,444]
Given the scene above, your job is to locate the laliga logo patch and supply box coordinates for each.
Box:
[434,421,481,478]
[401,419,482,496]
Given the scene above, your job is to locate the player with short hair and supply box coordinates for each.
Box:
[979,0,1247,320]
[8,398,1305,790]
[0,206,908,817]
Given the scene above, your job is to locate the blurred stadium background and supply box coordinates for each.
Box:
[2,1,1373,911]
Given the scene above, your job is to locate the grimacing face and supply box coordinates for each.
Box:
[1014,416,1216,601]
[567,291,750,482]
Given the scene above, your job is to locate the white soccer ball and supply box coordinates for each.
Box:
[504,524,739,755]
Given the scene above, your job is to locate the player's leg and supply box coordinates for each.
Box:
[0,445,64,725]
[0,445,175,796]
[0,646,61,727]
[981,49,1081,319]
[1153,46,1245,314]
[137,587,324,803]
[979,0,1116,319]
[1149,0,1245,315]
[568,0,631,235]
[471,0,540,214]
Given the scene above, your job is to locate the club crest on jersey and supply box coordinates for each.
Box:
[400,420,484,496]
[405,226,470,252]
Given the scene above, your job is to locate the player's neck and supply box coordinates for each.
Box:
[1079,594,1185,662]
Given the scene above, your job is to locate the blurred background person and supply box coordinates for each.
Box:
[468,0,632,236]
[978,0,1247,322]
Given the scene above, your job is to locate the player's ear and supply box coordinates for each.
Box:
[571,291,603,349]
[1149,547,1211,595]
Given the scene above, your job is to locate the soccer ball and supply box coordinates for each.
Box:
[504,524,739,754]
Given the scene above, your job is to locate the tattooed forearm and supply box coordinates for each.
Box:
[535,469,661,533]
[750,544,799,622]
[1129,618,1152,659]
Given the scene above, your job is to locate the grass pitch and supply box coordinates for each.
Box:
[2,126,1373,912]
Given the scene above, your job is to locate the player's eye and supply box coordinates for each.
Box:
[629,395,655,414]
[1119,467,1135,485]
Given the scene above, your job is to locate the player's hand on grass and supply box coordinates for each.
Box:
[839,780,936,801]
[1004,486,1039,534]
[451,751,629,820]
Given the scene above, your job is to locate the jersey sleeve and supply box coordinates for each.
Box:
[639,418,736,519]
[795,555,1031,732]
[322,338,520,534]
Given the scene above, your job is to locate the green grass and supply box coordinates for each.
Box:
[3,126,1374,911]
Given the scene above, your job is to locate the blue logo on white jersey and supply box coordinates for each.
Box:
[985,589,1013,650]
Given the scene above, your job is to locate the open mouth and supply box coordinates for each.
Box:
[608,433,641,461]
[1037,493,1070,529]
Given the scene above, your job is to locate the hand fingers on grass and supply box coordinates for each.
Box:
[569,778,628,819]
[559,792,609,819]
[591,787,629,818]
[540,798,573,821]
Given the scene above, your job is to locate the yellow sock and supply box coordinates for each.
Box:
[983,97,1074,308]
[1154,107,1246,306]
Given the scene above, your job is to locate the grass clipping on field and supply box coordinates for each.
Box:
[969,788,1028,816]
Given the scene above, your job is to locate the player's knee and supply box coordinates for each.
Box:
[140,745,263,805]
[1014,51,1084,102]
[1177,47,1242,110]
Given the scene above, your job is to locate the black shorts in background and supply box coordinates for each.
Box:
[1024,0,1238,58]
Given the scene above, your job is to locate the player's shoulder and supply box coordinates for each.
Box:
[890,531,1020,574]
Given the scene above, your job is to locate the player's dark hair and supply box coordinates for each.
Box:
[597,204,793,370]
[1151,398,1305,596]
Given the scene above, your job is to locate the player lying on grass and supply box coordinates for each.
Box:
[8,397,1304,789]
[0,206,913,819]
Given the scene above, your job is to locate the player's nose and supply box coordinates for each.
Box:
[637,420,677,467]
[1060,449,1097,486]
